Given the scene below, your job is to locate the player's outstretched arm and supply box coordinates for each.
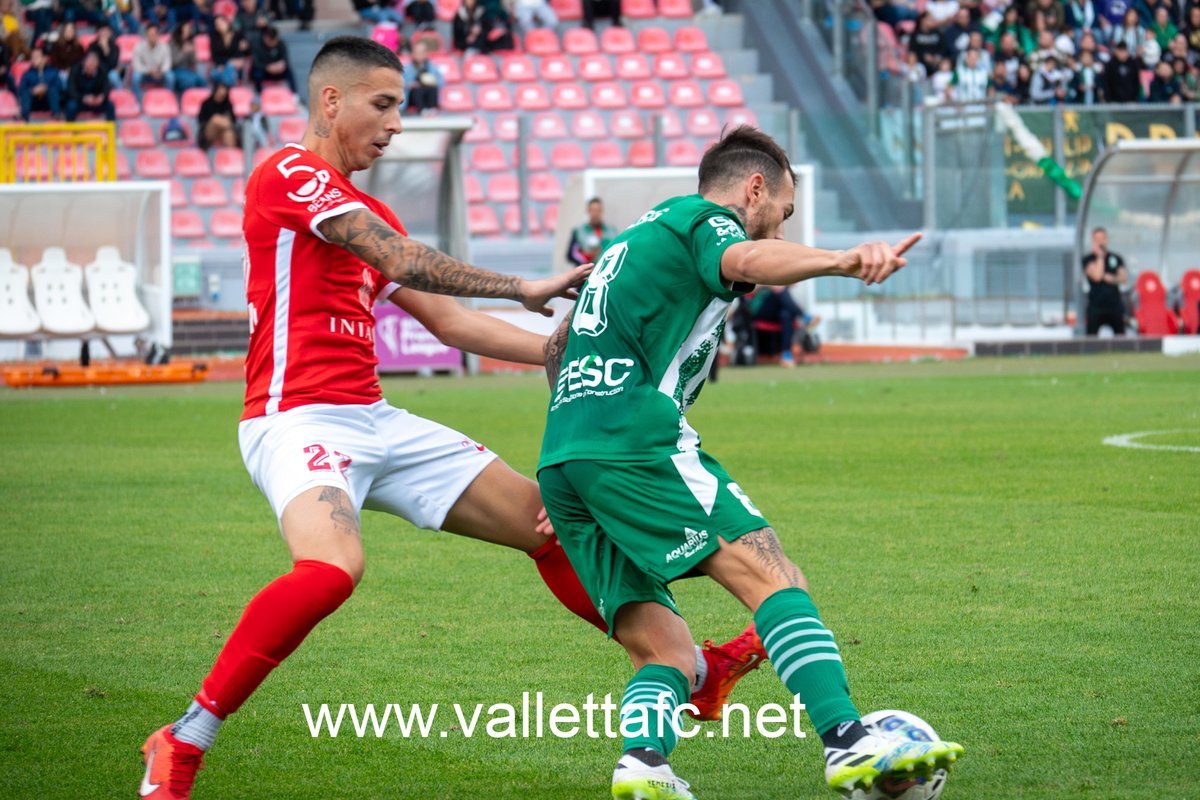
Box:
[543,305,574,389]
[390,289,547,365]
[721,232,921,288]
[321,208,591,316]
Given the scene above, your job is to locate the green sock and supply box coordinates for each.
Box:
[755,587,859,737]
[619,664,690,757]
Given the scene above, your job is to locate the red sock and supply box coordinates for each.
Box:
[529,534,608,634]
[196,560,354,717]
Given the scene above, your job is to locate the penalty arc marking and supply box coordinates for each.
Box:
[1102,429,1200,454]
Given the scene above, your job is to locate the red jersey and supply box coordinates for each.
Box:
[241,144,406,420]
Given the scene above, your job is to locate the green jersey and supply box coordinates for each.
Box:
[539,194,750,469]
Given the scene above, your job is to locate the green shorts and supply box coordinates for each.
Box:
[537,450,769,636]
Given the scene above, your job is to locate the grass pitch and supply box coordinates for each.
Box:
[1,354,1197,799]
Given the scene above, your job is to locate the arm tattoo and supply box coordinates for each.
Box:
[322,209,523,300]
[544,306,574,388]
[318,486,360,537]
[723,204,749,230]
[736,527,802,587]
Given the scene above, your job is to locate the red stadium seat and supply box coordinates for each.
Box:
[213,147,245,177]
[653,52,689,80]
[230,86,253,116]
[471,144,509,172]
[117,34,140,64]
[665,139,702,166]
[464,173,484,203]
[708,80,745,107]
[193,33,211,63]
[170,179,186,208]
[686,108,721,137]
[515,83,551,110]
[691,52,727,79]
[587,141,625,168]
[191,178,228,208]
[261,86,298,116]
[210,208,243,240]
[674,26,710,52]
[622,0,657,18]
[630,81,666,109]
[590,82,627,109]
[578,54,614,82]
[214,0,236,16]
[429,55,462,83]
[610,109,646,138]
[277,116,306,143]
[180,87,209,118]
[116,151,131,179]
[13,150,51,181]
[529,172,562,202]
[159,118,193,147]
[253,147,274,169]
[119,119,155,148]
[571,110,608,139]
[1181,269,1200,334]
[520,142,548,171]
[539,54,576,82]
[477,84,514,111]
[543,203,559,232]
[486,174,519,203]
[600,26,635,54]
[503,205,542,235]
[9,61,29,88]
[135,150,172,178]
[468,204,501,236]
[230,178,245,206]
[0,90,18,120]
[551,83,588,109]
[55,147,90,180]
[654,110,684,138]
[441,85,475,112]
[112,89,139,119]
[464,55,500,83]
[1134,271,1179,335]
[725,107,759,128]
[464,114,492,143]
[525,28,560,55]
[493,114,520,141]
[532,111,569,139]
[436,0,458,22]
[500,54,537,82]
[659,0,694,17]
[615,54,651,80]
[142,88,180,118]
[628,139,657,167]
[550,141,586,170]
[669,81,705,107]
[563,28,598,55]
[174,148,212,178]
[637,26,672,53]
[171,210,205,239]
[549,0,582,20]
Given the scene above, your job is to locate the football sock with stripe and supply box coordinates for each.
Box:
[620,664,691,757]
[754,587,861,741]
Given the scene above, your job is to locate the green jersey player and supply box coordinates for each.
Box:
[537,127,964,799]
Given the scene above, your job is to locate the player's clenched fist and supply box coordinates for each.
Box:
[837,232,921,286]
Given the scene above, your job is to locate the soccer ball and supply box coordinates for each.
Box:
[852,710,949,800]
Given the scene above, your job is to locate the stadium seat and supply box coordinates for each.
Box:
[209,208,243,240]
[117,33,139,63]
[213,147,245,178]
[665,139,702,166]
[630,81,666,109]
[686,108,721,137]
[543,203,559,233]
[159,118,194,147]
[467,204,501,236]
[659,0,694,17]
[191,178,229,207]
[410,28,445,52]
[181,87,208,118]
[610,110,646,138]
[478,84,514,111]
[551,83,588,109]
[0,90,17,120]
[470,143,509,172]
[708,80,745,107]
[653,53,689,80]
[616,54,651,81]
[501,54,537,82]
[563,28,598,55]
[532,111,569,139]
[529,172,562,202]
[84,246,150,334]
[674,26,710,52]
[550,141,586,170]
[213,0,236,17]
[503,205,542,235]
[169,180,186,208]
[622,0,657,18]
[691,52,727,79]
[588,141,625,168]
[31,248,95,336]
[277,116,306,143]
[1180,269,1200,334]
[230,178,245,206]
[429,55,462,83]
[12,150,51,181]
[135,150,173,179]
[142,88,180,118]
[725,107,760,128]
[539,54,576,82]
[486,174,519,203]
[441,85,475,112]
[10,61,29,86]
[115,151,132,180]
[669,81,705,107]
[590,82,627,109]
[171,210,206,240]
[193,33,210,63]
[493,114,520,141]
[600,26,636,54]
[515,83,551,111]
[261,86,298,116]
[464,173,484,203]
[112,89,139,119]
[463,114,492,143]
[119,119,156,148]
[253,147,274,168]
[436,0,458,22]
[230,86,254,116]
[56,148,91,181]
[637,26,672,54]
[549,0,582,21]
[519,142,548,171]
[578,54,614,82]
[0,249,40,337]
[655,110,685,138]
[174,148,212,178]
[628,139,657,168]
[1134,271,1179,335]
[525,28,561,55]
[464,55,500,83]
[571,111,608,139]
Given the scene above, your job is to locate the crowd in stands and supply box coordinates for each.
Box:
[878,0,1200,104]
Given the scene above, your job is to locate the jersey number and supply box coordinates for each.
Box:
[305,444,352,476]
[727,482,763,518]
[572,241,628,338]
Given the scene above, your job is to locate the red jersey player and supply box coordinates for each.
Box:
[139,37,764,799]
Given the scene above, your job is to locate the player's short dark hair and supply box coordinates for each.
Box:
[310,36,403,78]
[587,197,602,206]
[697,126,795,195]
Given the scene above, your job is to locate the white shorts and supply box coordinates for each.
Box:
[238,400,498,530]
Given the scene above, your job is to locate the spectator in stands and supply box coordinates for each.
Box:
[924,0,959,27]
[453,0,489,52]
[132,21,172,98]
[1027,29,1058,71]
[49,21,87,76]
[18,47,61,120]
[197,78,238,147]
[1,0,30,63]
[166,0,203,31]
[1172,55,1197,99]
[65,49,115,119]
[987,6,1035,56]
[245,96,271,147]
[1081,226,1128,335]
[0,36,12,93]
[88,23,123,89]
[141,0,171,30]
[1078,30,1105,64]
[481,0,515,50]
[403,38,442,114]
[1112,8,1150,56]
[511,0,557,30]
[1024,0,1065,35]
[104,0,141,33]
[567,197,615,267]
[1102,41,1144,100]
[951,47,990,99]
[234,0,267,47]
[353,0,405,27]
[1070,46,1104,101]
[1064,0,1105,42]
[23,0,55,47]
[209,13,248,86]
[943,7,978,57]
[961,30,992,70]
[746,285,821,367]
[989,60,1022,101]
[929,55,956,101]
[994,32,1025,78]
[903,50,928,98]
[1030,52,1070,101]
[250,25,295,92]
[869,0,919,31]
[910,12,950,74]
[1147,56,1184,99]
[170,19,208,93]
[406,0,435,27]
[1014,61,1033,102]
[582,0,622,30]
[1149,5,1178,49]
[1186,6,1200,53]
[1164,32,1194,67]
[61,0,107,26]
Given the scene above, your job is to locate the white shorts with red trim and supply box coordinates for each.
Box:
[238,400,497,530]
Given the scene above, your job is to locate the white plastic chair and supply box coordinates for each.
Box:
[30,247,96,336]
[85,246,151,334]
[0,248,41,337]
